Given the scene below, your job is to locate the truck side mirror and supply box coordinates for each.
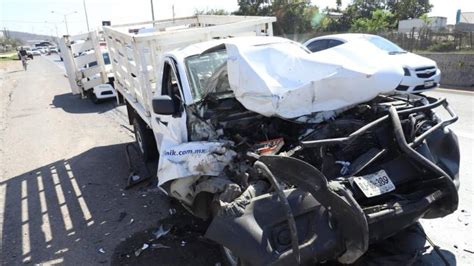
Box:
[152,95,176,115]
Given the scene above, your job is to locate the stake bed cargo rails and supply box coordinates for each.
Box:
[59,31,116,103]
[103,15,275,126]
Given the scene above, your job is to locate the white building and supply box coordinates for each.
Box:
[459,12,474,23]
[398,16,447,32]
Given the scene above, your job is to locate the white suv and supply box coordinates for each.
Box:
[304,34,441,93]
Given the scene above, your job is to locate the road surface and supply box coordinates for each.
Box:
[1,55,473,265]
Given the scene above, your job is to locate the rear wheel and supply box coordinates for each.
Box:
[132,117,158,161]
[90,92,100,104]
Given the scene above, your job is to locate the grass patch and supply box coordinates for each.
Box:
[0,52,19,61]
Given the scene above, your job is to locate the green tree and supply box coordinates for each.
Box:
[194,9,229,16]
[350,9,394,33]
[387,0,432,20]
[234,0,319,35]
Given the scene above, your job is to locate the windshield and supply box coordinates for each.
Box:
[184,49,228,102]
[366,36,405,54]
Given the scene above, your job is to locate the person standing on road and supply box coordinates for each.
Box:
[19,47,28,71]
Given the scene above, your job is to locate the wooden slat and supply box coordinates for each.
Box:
[71,40,94,54]
[74,53,97,68]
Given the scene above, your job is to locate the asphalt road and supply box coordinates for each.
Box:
[0,56,172,265]
[1,55,473,265]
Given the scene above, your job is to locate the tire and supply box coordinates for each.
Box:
[132,117,158,161]
[90,92,100,104]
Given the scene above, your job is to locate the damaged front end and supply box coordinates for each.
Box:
[158,39,460,265]
[165,93,460,265]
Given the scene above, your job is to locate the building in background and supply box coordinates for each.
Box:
[398,16,447,33]
[455,10,474,32]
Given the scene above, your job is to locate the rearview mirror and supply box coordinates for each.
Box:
[152,95,176,115]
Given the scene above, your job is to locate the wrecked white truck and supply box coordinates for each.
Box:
[104,16,460,265]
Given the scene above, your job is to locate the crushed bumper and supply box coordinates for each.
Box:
[205,97,460,265]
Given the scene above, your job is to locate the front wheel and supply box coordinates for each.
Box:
[132,117,158,162]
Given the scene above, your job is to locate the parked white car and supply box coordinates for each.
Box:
[31,48,42,56]
[304,34,441,93]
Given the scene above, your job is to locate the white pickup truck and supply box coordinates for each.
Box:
[59,31,116,103]
[104,15,460,265]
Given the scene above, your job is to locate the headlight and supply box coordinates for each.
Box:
[403,67,411,76]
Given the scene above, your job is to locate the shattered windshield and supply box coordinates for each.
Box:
[367,36,406,54]
[185,49,229,102]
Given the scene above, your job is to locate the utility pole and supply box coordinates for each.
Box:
[172,5,175,22]
[83,0,90,32]
[150,0,155,21]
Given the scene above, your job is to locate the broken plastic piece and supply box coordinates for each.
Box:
[151,243,171,249]
[134,243,149,257]
[98,248,105,254]
[253,138,284,155]
[152,225,170,240]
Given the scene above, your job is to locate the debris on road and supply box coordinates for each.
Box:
[98,248,106,254]
[151,243,170,249]
[152,225,170,240]
[134,243,149,257]
[129,218,134,225]
[464,249,474,254]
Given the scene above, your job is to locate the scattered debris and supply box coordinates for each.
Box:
[134,243,149,257]
[181,241,186,247]
[151,243,171,249]
[464,249,474,254]
[152,225,171,240]
[98,248,106,254]
[169,208,176,215]
[457,210,470,226]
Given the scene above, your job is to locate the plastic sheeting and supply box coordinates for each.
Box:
[226,38,404,118]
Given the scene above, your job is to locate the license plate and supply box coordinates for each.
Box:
[424,80,434,88]
[354,170,395,198]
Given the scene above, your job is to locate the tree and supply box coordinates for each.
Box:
[387,0,432,21]
[234,0,319,36]
[350,9,394,33]
[194,9,229,16]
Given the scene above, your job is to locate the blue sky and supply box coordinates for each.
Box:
[1,0,473,36]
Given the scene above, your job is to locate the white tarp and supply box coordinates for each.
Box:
[157,141,236,186]
[226,38,404,118]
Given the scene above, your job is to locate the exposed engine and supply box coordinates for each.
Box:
[168,91,459,265]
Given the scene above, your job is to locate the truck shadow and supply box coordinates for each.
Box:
[0,143,168,265]
[51,93,116,114]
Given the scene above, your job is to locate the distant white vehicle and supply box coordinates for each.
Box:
[304,33,441,93]
[31,48,42,56]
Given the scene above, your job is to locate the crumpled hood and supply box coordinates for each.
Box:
[226,39,404,119]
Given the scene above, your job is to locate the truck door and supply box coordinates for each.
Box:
[151,58,188,151]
